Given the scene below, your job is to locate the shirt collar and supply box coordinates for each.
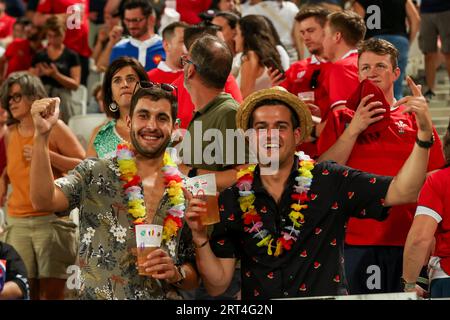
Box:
[310,55,321,65]
[157,61,181,73]
[252,156,299,194]
[196,93,230,115]
[339,49,358,61]
[129,34,162,49]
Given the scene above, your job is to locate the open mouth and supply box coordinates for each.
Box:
[263,143,280,150]
[139,132,163,143]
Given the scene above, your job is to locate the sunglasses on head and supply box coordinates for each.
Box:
[132,81,178,96]
[309,69,320,89]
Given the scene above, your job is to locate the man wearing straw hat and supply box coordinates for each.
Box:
[184,86,435,299]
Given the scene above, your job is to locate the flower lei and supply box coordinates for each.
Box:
[116,143,185,243]
[236,152,315,257]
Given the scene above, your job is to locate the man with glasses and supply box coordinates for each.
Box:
[110,0,165,72]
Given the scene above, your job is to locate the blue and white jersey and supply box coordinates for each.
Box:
[110,35,165,71]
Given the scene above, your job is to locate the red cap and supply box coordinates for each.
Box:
[346,79,390,135]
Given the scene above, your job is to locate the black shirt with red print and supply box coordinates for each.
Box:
[211,158,393,299]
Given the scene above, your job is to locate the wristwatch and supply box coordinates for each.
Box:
[416,133,434,149]
[400,277,416,291]
[174,265,186,286]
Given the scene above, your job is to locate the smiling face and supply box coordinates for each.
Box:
[128,96,173,159]
[250,104,301,168]
[358,51,400,97]
[110,66,139,111]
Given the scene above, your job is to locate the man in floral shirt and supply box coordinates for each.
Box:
[185,86,435,299]
[29,87,199,300]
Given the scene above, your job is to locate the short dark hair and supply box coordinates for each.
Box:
[190,34,232,89]
[162,21,188,41]
[14,17,32,28]
[295,5,331,27]
[0,72,48,123]
[183,21,221,50]
[123,0,153,16]
[214,11,239,29]
[102,57,149,119]
[327,10,366,47]
[249,99,300,129]
[358,38,399,69]
[130,87,178,123]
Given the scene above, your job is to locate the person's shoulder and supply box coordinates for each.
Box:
[427,166,450,185]
[113,38,132,49]
[218,94,239,111]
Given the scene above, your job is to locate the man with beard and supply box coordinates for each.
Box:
[28,87,199,300]
[110,0,165,72]
[184,86,434,299]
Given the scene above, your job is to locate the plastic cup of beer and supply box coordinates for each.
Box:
[196,190,220,226]
[135,224,163,276]
[298,91,315,104]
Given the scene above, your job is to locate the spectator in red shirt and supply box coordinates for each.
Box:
[177,0,212,25]
[0,23,43,81]
[147,22,188,85]
[317,10,366,134]
[403,121,450,298]
[173,22,242,129]
[318,38,445,294]
[0,0,16,47]
[33,0,91,85]
[269,5,331,159]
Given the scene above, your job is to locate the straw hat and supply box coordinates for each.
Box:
[236,87,313,142]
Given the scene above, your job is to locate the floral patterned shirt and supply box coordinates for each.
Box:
[55,157,195,300]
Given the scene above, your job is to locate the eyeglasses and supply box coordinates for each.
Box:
[8,93,23,103]
[309,69,320,89]
[180,55,198,70]
[124,16,147,24]
[132,81,178,97]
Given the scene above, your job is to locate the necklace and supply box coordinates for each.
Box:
[116,143,185,243]
[236,152,315,257]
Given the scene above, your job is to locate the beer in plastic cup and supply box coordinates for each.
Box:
[196,190,220,226]
[298,91,315,104]
[135,224,163,276]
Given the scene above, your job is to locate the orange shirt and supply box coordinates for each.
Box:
[6,126,51,217]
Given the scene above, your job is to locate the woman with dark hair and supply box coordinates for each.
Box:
[86,56,149,158]
[234,14,282,98]
[30,15,81,124]
[0,72,85,300]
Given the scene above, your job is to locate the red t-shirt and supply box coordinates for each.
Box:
[417,167,450,274]
[280,55,328,159]
[317,51,359,121]
[4,39,39,76]
[37,0,91,57]
[317,106,445,246]
[0,14,16,38]
[172,73,243,129]
[147,63,183,85]
[176,0,212,24]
